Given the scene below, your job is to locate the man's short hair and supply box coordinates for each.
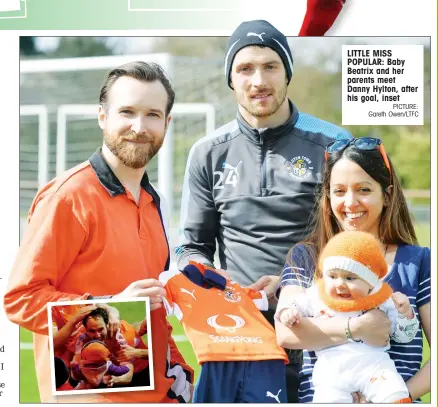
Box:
[99,61,175,117]
[82,307,109,328]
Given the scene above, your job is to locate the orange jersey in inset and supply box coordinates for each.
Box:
[75,320,149,374]
[159,269,288,364]
[51,305,86,365]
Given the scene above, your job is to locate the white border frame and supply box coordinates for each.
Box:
[0,0,26,20]
[47,297,154,396]
[9,31,435,405]
[127,0,239,12]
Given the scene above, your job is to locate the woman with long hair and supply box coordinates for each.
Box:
[276,137,431,402]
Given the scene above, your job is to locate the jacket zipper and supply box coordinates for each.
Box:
[260,135,267,196]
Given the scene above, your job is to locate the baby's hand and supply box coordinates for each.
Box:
[279,306,302,328]
[392,292,414,319]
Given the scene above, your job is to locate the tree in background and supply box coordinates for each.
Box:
[19,37,431,193]
[20,37,43,57]
[20,37,116,59]
[47,37,115,58]
[151,37,227,58]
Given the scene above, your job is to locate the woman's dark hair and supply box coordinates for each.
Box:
[287,144,418,279]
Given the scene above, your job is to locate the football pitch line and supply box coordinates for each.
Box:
[19,334,189,350]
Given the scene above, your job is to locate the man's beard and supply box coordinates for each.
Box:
[242,85,288,118]
[103,130,164,169]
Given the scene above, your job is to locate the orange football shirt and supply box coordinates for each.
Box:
[159,268,288,364]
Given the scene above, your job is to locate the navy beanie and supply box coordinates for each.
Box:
[224,20,293,89]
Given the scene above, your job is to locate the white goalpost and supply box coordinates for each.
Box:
[55,103,215,214]
[20,105,49,188]
[20,53,217,215]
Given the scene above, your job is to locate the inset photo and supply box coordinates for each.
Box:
[47,298,153,395]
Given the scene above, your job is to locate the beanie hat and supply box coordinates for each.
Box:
[81,340,111,365]
[224,20,294,89]
[319,231,387,288]
[317,231,393,312]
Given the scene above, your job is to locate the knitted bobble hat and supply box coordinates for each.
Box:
[319,231,387,288]
[317,231,393,312]
[81,340,111,364]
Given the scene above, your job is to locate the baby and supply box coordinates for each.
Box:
[275,231,419,403]
[71,340,131,390]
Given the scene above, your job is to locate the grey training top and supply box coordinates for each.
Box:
[176,100,352,287]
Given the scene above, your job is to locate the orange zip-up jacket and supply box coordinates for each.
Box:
[4,150,193,403]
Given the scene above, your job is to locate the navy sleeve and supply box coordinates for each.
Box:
[275,244,316,299]
[416,247,430,308]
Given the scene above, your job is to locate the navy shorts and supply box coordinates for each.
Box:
[193,359,287,403]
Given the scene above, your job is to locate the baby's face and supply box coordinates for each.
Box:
[324,269,372,300]
[81,363,109,387]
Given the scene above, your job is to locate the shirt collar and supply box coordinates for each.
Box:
[88,147,157,201]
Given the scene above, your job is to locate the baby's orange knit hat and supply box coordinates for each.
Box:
[319,231,387,287]
[81,340,111,365]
